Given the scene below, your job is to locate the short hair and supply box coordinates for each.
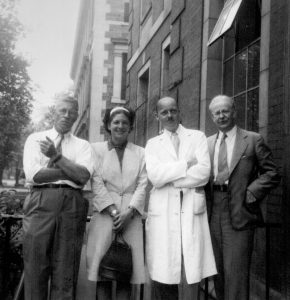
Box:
[209,95,235,112]
[56,95,79,111]
[103,106,135,133]
[155,96,178,113]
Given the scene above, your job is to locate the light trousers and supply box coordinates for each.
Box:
[23,187,88,300]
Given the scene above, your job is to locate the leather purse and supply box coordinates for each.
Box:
[99,233,133,282]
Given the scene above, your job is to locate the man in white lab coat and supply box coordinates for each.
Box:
[145,97,216,299]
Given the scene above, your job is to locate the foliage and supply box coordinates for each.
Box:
[0,0,33,184]
[0,189,24,215]
[0,189,24,299]
[32,105,56,131]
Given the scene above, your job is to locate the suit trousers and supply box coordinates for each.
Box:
[210,191,254,300]
[22,187,88,300]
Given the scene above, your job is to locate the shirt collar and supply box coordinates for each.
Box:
[107,138,128,151]
[218,125,237,140]
[51,127,71,140]
[164,124,181,137]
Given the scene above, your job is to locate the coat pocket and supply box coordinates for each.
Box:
[193,189,206,215]
[147,188,166,216]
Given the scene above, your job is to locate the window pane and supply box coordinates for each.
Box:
[248,42,260,89]
[236,0,261,51]
[234,94,246,129]
[234,50,247,94]
[224,27,235,59]
[247,89,259,132]
[223,58,233,96]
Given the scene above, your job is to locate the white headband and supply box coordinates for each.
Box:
[110,107,129,116]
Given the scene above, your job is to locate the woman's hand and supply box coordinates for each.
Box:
[112,208,134,232]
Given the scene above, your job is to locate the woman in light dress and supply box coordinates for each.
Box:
[86,107,147,299]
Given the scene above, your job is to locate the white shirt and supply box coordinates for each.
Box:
[163,125,181,139]
[213,125,237,182]
[23,127,95,188]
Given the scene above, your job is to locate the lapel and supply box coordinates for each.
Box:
[178,125,192,159]
[121,143,138,186]
[208,134,218,178]
[159,131,178,159]
[229,127,248,176]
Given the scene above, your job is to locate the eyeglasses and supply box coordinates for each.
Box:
[58,108,78,118]
[211,109,232,117]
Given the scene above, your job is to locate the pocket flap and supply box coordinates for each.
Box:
[193,190,206,215]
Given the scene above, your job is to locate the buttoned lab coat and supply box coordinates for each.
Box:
[144,125,217,284]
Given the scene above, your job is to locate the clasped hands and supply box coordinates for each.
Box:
[110,208,134,232]
[39,136,58,158]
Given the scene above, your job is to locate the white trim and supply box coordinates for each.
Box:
[138,59,151,78]
[162,35,171,51]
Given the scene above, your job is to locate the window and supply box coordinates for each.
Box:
[207,0,243,46]
[135,63,150,147]
[111,41,128,104]
[121,53,128,100]
[222,0,261,132]
[160,36,170,97]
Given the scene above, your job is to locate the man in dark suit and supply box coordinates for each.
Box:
[206,95,280,300]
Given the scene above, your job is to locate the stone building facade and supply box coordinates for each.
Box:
[71,0,129,142]
[127,0,290,298]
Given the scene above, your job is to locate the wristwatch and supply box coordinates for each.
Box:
[110,209,118,217]
[128,206,137,218]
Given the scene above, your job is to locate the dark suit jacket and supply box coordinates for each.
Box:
[206,127,280,230]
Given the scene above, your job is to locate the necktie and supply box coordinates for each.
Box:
[47,134,64,167]
[55,134,64,154]
[216,133,229,184]
[171,132,180,156]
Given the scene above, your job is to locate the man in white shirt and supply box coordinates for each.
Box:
[145,97,216,300]
[23,96,94,300]
[206,95,280,300]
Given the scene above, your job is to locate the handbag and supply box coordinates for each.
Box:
[99,232,133,282]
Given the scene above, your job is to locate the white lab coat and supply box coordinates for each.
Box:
[144,125,217,284]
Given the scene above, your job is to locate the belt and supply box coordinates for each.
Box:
[213,184,228,192]
[31,184,80,190]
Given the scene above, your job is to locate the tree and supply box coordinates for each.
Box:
[0,0,33,185]
[32,105,55,132]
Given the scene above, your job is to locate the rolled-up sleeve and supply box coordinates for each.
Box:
[23,134,44,184]
[75,141,95,176]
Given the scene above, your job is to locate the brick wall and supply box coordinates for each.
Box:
[127,0,288,296]
[128,0,204,142]
[103,0,129,123]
